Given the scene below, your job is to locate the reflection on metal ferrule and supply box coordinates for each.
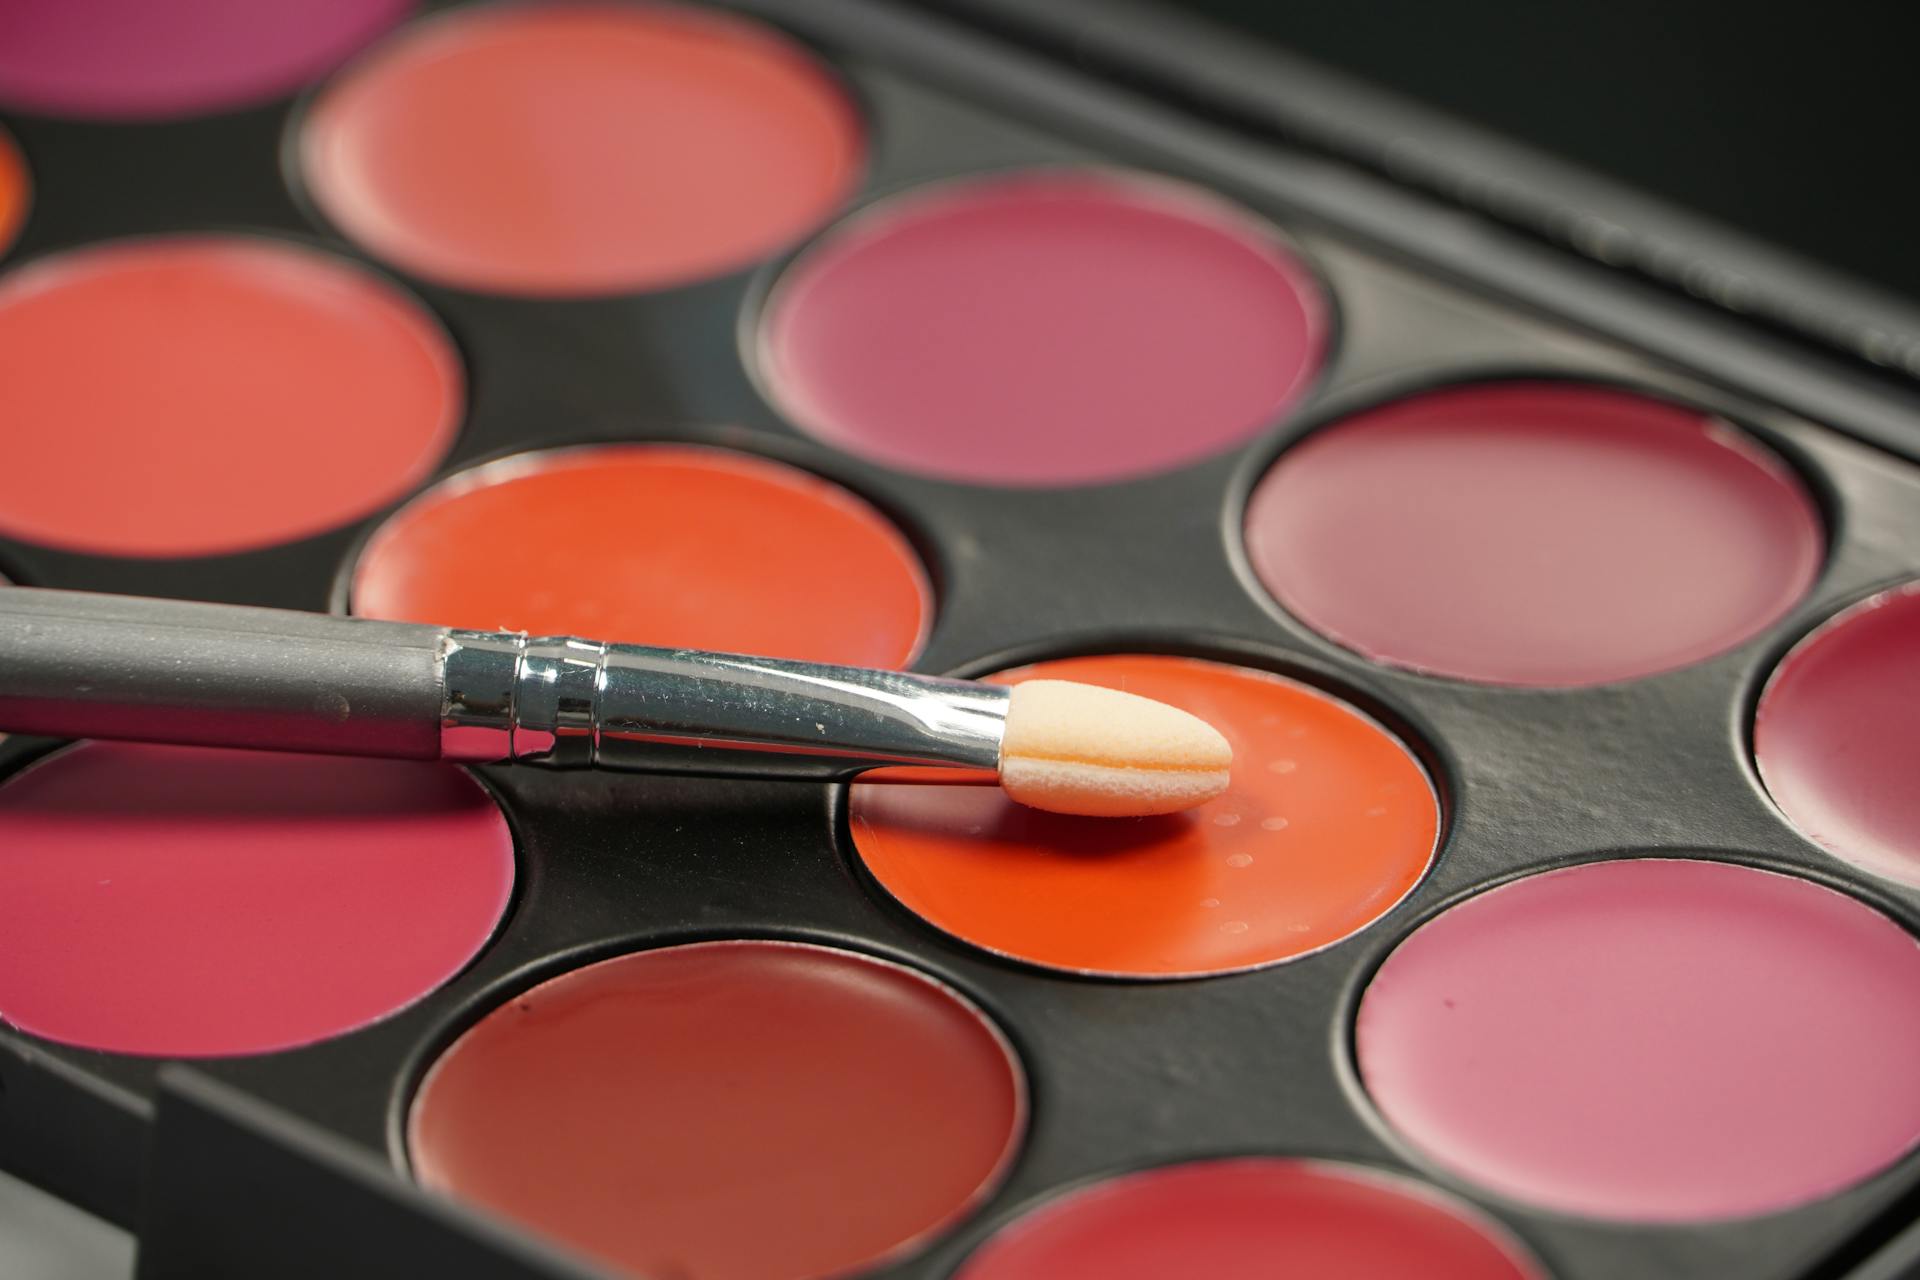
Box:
[438,630,1008,781]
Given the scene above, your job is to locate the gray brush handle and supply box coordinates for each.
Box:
[0,589,446,757]
[0,589,1008,778]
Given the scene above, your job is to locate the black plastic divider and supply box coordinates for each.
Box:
[0,1031,148,1228]
[139,1067,600,1280]
[908,0,1920,389]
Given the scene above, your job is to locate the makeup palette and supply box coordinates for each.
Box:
[4,3,1920,1279]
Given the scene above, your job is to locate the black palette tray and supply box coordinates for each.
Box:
[4,3,1920,1279]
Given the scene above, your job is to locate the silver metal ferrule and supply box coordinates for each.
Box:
[438,631,1009,780]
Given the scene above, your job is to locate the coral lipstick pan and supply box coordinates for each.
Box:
[0,588,1229,817]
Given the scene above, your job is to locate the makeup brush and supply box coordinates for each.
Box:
[0,588,1230,818]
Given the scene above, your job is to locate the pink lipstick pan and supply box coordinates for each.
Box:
[6,3,1920,1280]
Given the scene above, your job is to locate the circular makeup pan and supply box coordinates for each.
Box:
[350,444,931,668]
[956,1159,1544,1280]
[0,0,410,120]
[1755,581,1920,885]
[0,126,27,256]
[298,3,863,296]
[0,236,461,558]
[408,940,1025,1280]
[1356,858,1920,1220]
[850,654,1439,978]
[1244,383,1824,686]
[758,170,1328,487]
[0,742,513,1057]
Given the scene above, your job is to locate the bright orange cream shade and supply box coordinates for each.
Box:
[851,655,1441,977]
[350,445,931,668]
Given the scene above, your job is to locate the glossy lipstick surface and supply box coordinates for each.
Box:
[956,1160,1544,1280]
[0,0,411,119]
[300,2,863,295]
[1755,582,1920,884]
[350,444,930,667]
[0,742,513,1056]
[852,654,1438,977]
[409,940,1024,1280]
[760,170,1327,485]
[1244,383,1823,685]
[0,236,460,557]
[1356,859,1920,1220]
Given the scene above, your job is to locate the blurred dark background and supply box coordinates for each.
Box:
[1178,0,1919,302]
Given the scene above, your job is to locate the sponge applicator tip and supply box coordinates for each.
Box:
[998,679,1233,817]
